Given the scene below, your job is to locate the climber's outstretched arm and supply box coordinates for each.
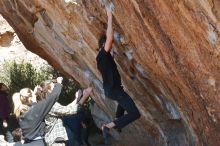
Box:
[104,9,113,52]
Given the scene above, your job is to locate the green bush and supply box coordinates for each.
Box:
[1,60,97,135]
[0,60,80,105]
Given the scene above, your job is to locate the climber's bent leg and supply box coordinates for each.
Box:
[116,104,125,119]
[111,90,141,129]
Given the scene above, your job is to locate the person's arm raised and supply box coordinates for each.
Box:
[33,77,63,121]
[104,9,113,52]
[78,87,93,105]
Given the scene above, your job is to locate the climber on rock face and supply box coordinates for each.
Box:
[96,8,141,142]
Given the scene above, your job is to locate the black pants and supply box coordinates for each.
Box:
[63,111,86,146]
[0,119,4,135]
[0,118,13,142]
[107,89,141,129]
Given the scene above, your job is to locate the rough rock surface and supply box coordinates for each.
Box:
[0,0,219,146]
[0,14,47,67]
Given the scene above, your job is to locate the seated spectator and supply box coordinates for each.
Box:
[12,128,22,143]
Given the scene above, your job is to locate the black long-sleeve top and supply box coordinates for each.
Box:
[96,48,122,97]
[19,83,62,140]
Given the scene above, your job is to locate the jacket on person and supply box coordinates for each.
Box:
[44,101,80,145]
[0,91,10,120]
[19,83,62,141]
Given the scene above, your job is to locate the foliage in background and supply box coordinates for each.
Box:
[49,70,81,105]
[0,60,47,95]
[0,60,98,135]
[0,60,80,105]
